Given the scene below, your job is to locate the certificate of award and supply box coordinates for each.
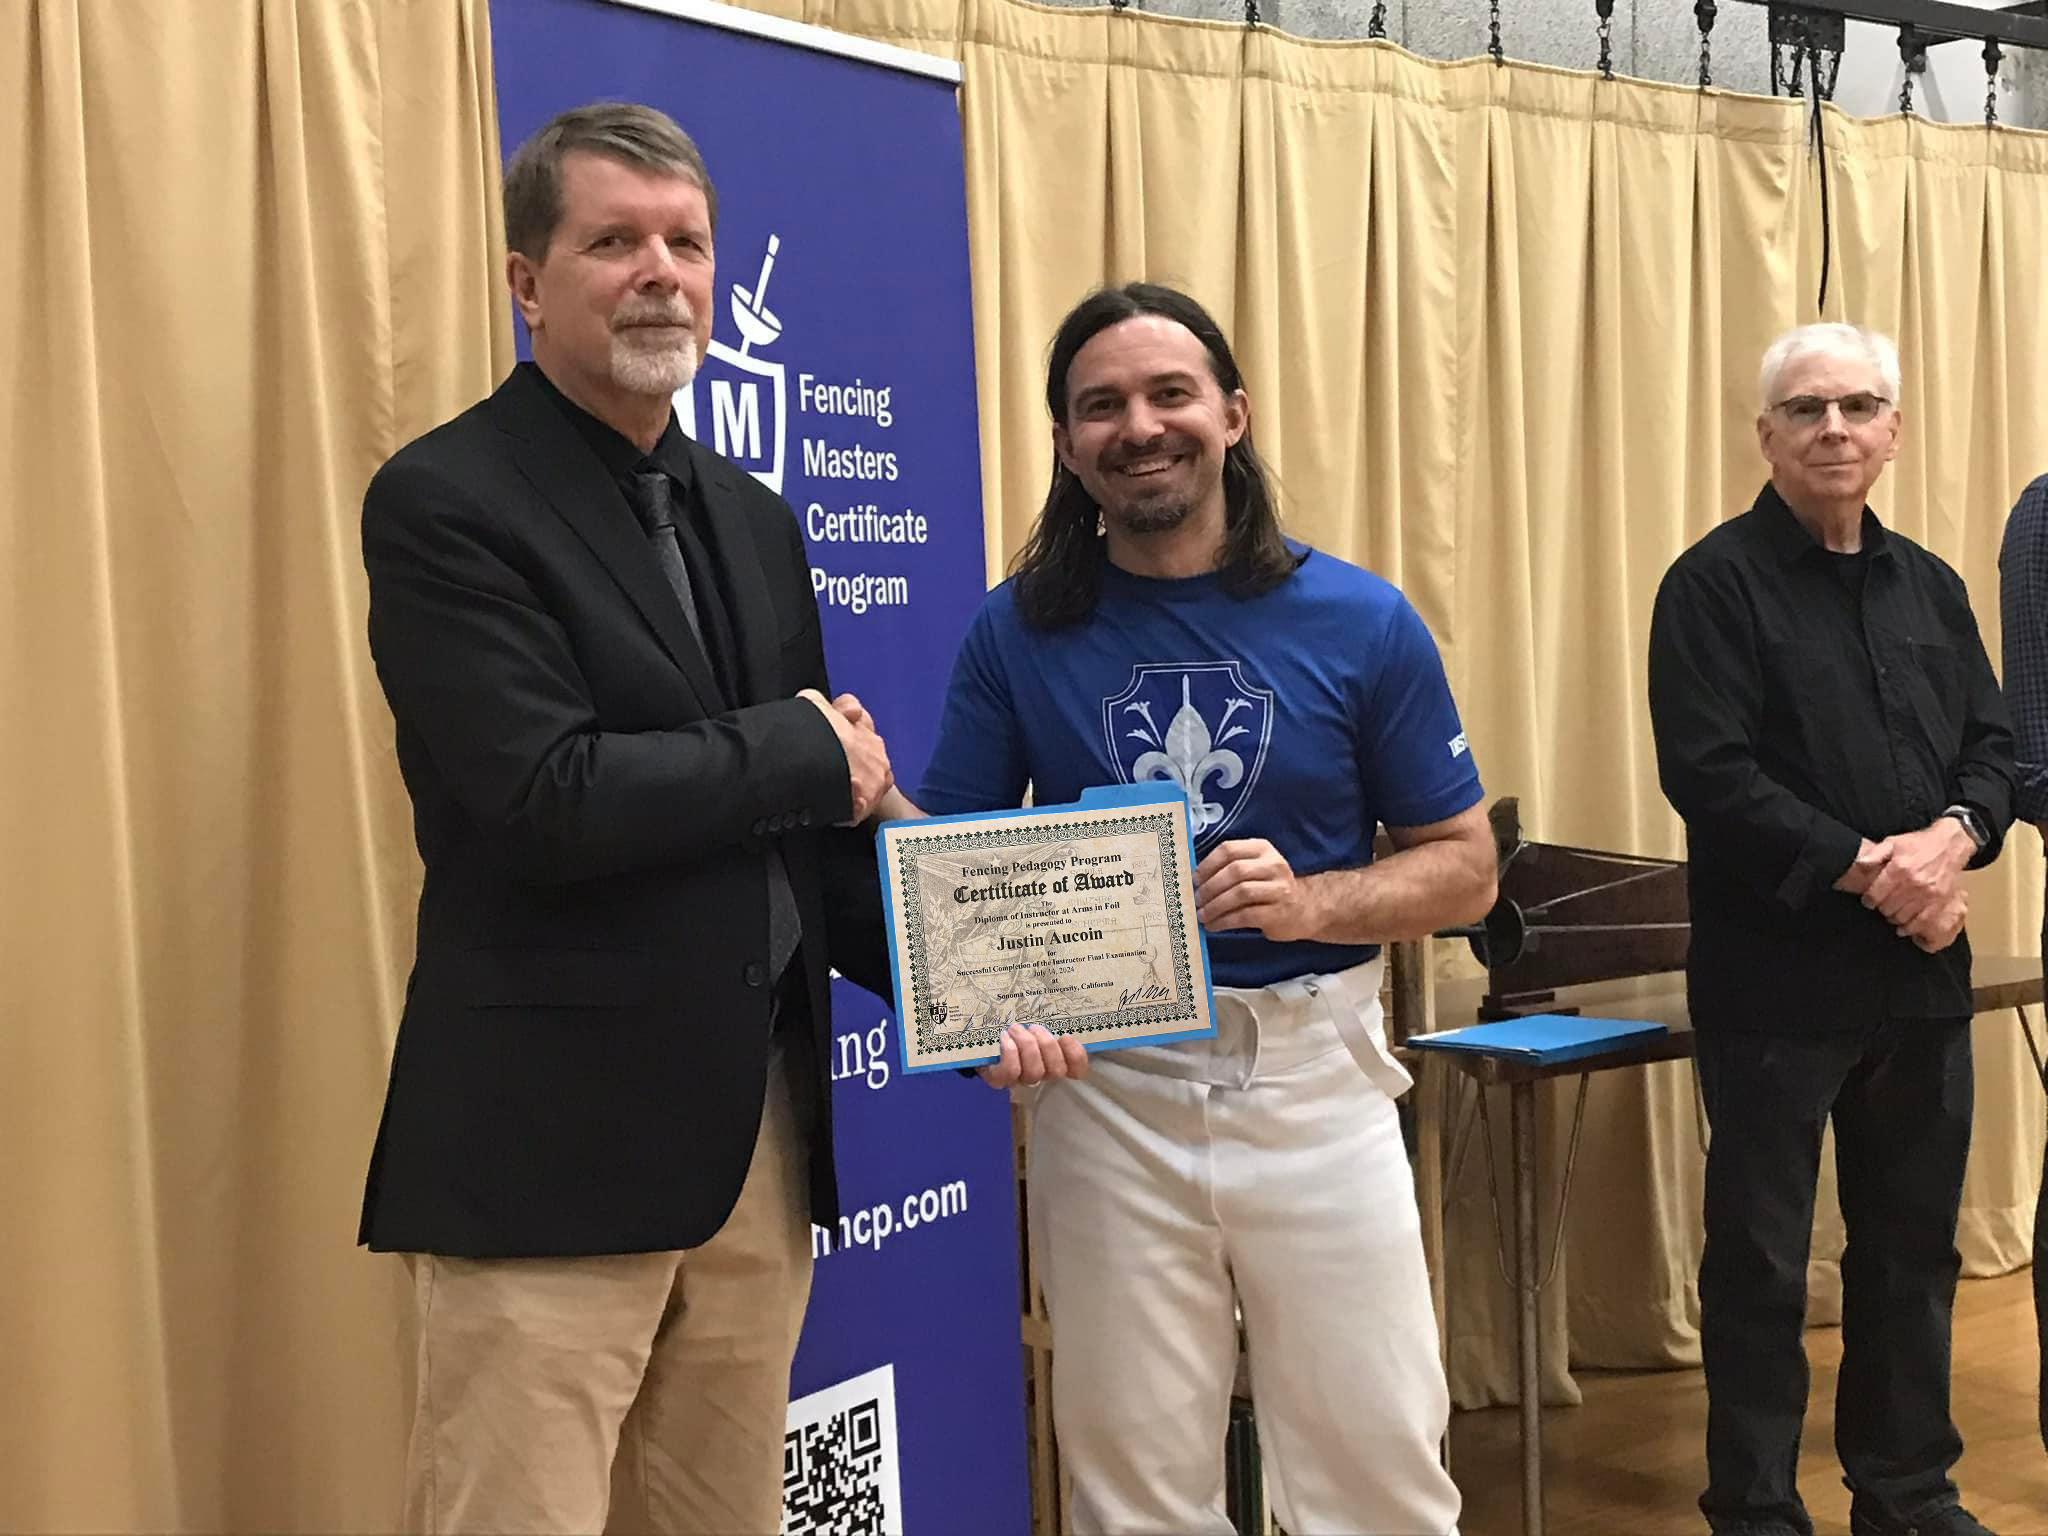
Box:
[877,783,1218,1074]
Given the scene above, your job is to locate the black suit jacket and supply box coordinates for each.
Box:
[358,362,889,1258]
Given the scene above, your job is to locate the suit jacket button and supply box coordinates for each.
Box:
[744,961,766,987]
[751,818,767,836]
[799,810,813,828]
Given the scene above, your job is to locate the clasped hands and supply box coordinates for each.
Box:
[794,688,1093,1093]
[799,688,893,823]
[1833,819,1975,954]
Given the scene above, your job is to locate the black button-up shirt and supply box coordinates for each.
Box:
[1648,482,2015,1031]
[529,362,741,701]
[1997,472,2048,825]
[531,359,701,508]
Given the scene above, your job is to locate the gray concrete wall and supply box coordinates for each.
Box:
[1058,0,2046,126]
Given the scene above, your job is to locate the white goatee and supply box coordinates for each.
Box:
[612,330,698,396]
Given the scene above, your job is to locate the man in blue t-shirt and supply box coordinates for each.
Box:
[881,283,1494,1533]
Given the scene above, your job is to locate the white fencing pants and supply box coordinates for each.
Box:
[1029,956,1460,1536]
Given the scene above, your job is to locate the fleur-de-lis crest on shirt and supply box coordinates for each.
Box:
[1102,663,1274,846]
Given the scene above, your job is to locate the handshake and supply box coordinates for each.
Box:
[1831,817,1977,954]
[799,687,899,825]
[800,686,1085,1093]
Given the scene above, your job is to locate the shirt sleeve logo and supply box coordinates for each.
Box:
[1448,732,1469,758]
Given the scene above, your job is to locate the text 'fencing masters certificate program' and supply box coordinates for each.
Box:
[878,786,1217,1073]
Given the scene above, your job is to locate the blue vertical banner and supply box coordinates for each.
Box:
[489,3,1025,1532]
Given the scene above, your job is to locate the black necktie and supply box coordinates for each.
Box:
[624,469,802,990]
[626,471,736,699]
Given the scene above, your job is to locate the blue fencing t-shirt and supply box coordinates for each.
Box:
[917,545,1484,988]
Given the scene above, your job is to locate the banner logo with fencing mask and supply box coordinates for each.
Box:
[679,233,789,492]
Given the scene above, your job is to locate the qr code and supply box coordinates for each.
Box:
[781,1363,903,1536]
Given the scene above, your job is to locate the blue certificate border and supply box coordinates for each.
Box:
[876,785,1219,1074]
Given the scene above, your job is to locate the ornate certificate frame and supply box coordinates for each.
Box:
[876,785,1218,1073]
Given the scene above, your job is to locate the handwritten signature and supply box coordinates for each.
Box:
[1118,982,1171,1007]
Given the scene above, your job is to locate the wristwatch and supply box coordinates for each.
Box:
[1941,803,1989,855]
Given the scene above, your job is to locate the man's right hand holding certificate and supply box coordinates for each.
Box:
[979,1023,1090,1089]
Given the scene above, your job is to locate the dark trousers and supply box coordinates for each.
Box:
[1695,1019,1973,1535]
[2036,920,2048,1457]
[2037,1124,2048,1454]
[2037,922,2048,1456]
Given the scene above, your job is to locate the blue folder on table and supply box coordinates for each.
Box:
[1407,1013,1665,1065]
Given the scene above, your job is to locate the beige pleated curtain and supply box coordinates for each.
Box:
[4,0,2047,1526]
[0,1,510,1528]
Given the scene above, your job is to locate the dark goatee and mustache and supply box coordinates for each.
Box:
[1099,435,1198,534]
[1106,499,1194,534]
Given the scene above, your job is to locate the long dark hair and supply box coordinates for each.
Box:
[1010,283,1303,628]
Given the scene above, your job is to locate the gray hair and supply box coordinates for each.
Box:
[503,102,716,260]
[1757,322,1902,411]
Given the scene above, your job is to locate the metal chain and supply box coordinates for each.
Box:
[1819,43,1842,98]
[1772,39,1803,97]
[1899,28,1919,114]
[1595,0,1615,79]
[1769,15,1842,102]
[1368,0,1387,38]
[1695,0,1716,87]
[1985,37,2003,125]
[1243,0,1259,25]
[1489,0,1504,64]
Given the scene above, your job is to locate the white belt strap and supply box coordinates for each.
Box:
[1271,956,1414,1102]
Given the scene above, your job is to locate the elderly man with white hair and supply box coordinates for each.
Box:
[1648,322,2014,1536]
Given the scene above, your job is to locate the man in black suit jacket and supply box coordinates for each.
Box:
[359,103,895,1534]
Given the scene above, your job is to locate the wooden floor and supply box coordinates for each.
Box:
[1450,1271,2048,1536]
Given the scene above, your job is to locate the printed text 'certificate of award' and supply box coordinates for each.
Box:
[878,783,1218,1074]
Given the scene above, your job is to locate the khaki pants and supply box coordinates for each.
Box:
[400,1052,812,1535]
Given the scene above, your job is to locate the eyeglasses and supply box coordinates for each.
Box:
[1769,392,1892,429]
